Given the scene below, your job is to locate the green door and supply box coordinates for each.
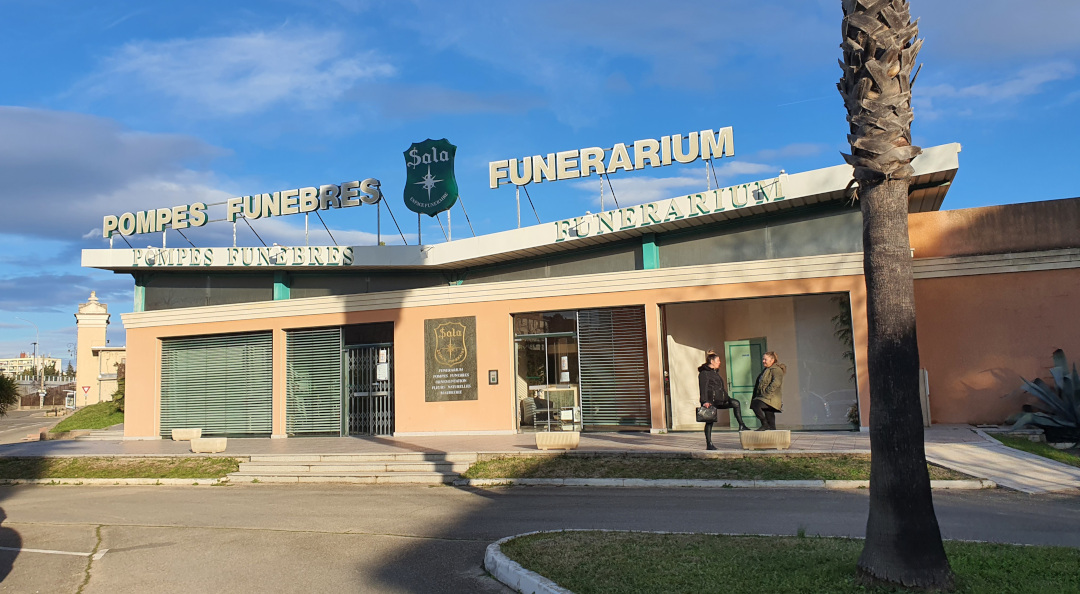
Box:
[725,338,766,429]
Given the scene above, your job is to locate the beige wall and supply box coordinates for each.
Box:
[122,273,870,438]
[665,301,726,431]
[914,267,1080,424]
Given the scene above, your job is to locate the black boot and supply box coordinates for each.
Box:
[706,442,717,450]
[738,421,749,431]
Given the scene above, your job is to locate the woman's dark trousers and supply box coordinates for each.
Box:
[751,400,777,430]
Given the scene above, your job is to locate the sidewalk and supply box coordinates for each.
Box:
[925,428,1080,494]
[0,424,1075,494]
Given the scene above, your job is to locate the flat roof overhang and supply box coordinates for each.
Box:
[82,143,959,273]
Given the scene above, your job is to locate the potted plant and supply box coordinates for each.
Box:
[847,403,861,431]
[1009,349,1080,448]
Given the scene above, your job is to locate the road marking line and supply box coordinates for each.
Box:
[0,546,108,559]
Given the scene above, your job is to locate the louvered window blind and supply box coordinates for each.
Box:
[578,307,651,427]
[160,332,273,437]
[286,327,343,435]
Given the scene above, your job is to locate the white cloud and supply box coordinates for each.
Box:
[919,1,1080,60]
[571,161,775,208]
[915,62,1075,119]
[920,62,1075,103]
[0,107,229,242]
[78,28,395,116]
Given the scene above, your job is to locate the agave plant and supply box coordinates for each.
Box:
[1010,349,1080,442]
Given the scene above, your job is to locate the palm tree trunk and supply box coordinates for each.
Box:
[837,0,954,589]
[856,177,953,589]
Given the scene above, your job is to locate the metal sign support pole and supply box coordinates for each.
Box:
[516,185,521,228]
[232,221,237,248]
[162,229,167,248]
[305,213,309,246]
[377,201,382,246]
[417,214,422,245]
[447,209,451,242]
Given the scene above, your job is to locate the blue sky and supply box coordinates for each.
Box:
[2,0,1079,366]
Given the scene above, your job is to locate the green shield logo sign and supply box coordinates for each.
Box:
[403,139,459,217]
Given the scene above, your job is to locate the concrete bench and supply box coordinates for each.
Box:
[171,428,202,441]
[190,437,227,453]
[535,431,580,451]
[741,430,792,450]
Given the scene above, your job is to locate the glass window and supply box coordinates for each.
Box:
[513,310,577,336]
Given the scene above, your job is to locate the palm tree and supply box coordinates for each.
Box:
[837,0,954,589]
[0,374,18,417]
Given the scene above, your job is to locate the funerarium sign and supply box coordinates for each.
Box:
[488,127,734,188]
[552,174,786,242]
[424,316,478,402]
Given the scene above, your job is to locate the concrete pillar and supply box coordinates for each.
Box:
[74,291,110,407]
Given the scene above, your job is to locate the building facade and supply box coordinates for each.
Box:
[80,143,1080,439]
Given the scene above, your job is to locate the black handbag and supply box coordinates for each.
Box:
[696,406,718,423]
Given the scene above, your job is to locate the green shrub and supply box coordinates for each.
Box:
[1010,349,1080,443]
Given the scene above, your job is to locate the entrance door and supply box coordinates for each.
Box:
[725,338,766,429]
[346,343,394,435]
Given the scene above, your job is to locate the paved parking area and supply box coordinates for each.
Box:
[0,483,1077,593]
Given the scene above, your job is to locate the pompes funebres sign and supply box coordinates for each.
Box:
[101,179,383,238]
[488,127,733,188]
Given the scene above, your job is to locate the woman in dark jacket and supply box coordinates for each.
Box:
[698,350,749,450]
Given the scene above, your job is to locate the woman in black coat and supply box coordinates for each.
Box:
[698,351,749,450]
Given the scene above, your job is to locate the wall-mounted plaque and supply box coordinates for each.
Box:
[424,316,478,402]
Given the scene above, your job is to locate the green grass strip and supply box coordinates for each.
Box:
[0,457,240,479]
[989,434,1080,469]
[50,401,124,433]
[462,454,971,481]
[501,532,1080,594]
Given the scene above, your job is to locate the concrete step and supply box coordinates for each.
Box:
[247,452,478,464]
[227,471,459,484]
[78,430,125,441]
[238,461,470,473]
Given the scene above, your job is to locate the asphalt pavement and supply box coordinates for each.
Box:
[0,484,1077,593]
[0,410,63,446]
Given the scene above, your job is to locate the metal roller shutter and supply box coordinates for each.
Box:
[286,327,343,435]
[160,332,273,437]
[578,307,651,427]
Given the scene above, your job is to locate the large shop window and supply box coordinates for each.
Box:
[513,307,650,430]
[160,332,273,437]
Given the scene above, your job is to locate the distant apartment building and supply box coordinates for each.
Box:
[0,354,62,377]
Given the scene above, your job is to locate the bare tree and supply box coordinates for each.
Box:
[837,0,954,589]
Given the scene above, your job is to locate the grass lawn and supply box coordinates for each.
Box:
[50,401,124,433]
[0,457,239,479]
[500,531,1080,594]
[462,454,971,481]
[989,434,1080,469]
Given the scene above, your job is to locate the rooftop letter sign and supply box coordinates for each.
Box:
[488,127,734,189]
[552,174,786,243]
[101,179,383,238]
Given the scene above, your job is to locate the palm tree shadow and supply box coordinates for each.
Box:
[0,507,19,582]
[0,455,50,582]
